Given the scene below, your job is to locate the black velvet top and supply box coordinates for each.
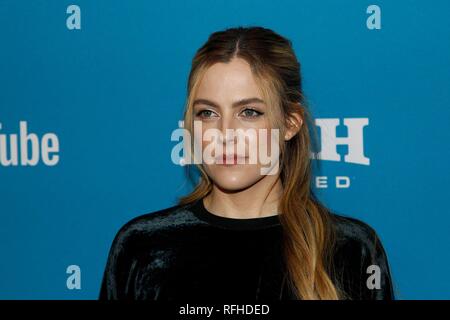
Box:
[99,198,395,300]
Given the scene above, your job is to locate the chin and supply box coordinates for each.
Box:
[207,166,263,192]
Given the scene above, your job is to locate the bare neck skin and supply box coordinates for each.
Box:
[203,174,283,219]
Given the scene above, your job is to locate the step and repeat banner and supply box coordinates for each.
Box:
[0,0,449,299]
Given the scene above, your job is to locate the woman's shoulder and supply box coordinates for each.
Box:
[108,201,199,249]
[329,211,380,244]
[100,201,200,299]
[327,211,391,265]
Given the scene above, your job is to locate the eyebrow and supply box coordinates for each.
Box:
[193,97,265,109]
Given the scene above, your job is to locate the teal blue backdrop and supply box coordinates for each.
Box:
[0,0,449,299]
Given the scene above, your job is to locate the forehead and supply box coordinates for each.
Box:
[195,58,263,102]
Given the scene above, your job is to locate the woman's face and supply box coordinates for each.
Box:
[192,57,280,191]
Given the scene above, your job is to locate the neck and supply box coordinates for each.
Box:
[203,175,283,219]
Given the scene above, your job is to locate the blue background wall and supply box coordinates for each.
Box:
[0,0,449,299]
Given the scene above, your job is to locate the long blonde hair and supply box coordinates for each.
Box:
[178,26,343,299]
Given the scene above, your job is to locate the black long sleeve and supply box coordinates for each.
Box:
[99,198,395,300]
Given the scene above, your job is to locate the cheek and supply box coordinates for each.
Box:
[199,129,220,160]
[253,127,275,161]
[193,128,210,149]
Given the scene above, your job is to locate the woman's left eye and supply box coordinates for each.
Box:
[241,108,263,118]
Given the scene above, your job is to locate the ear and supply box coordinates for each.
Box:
[284,103,303,141]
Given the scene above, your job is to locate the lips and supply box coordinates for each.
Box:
[216,154,247,165]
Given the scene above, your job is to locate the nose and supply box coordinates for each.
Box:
[217,115,238,145]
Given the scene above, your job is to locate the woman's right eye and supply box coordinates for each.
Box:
[196,110,217,118]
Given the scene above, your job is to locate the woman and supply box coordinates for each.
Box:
[99,26,395,300]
